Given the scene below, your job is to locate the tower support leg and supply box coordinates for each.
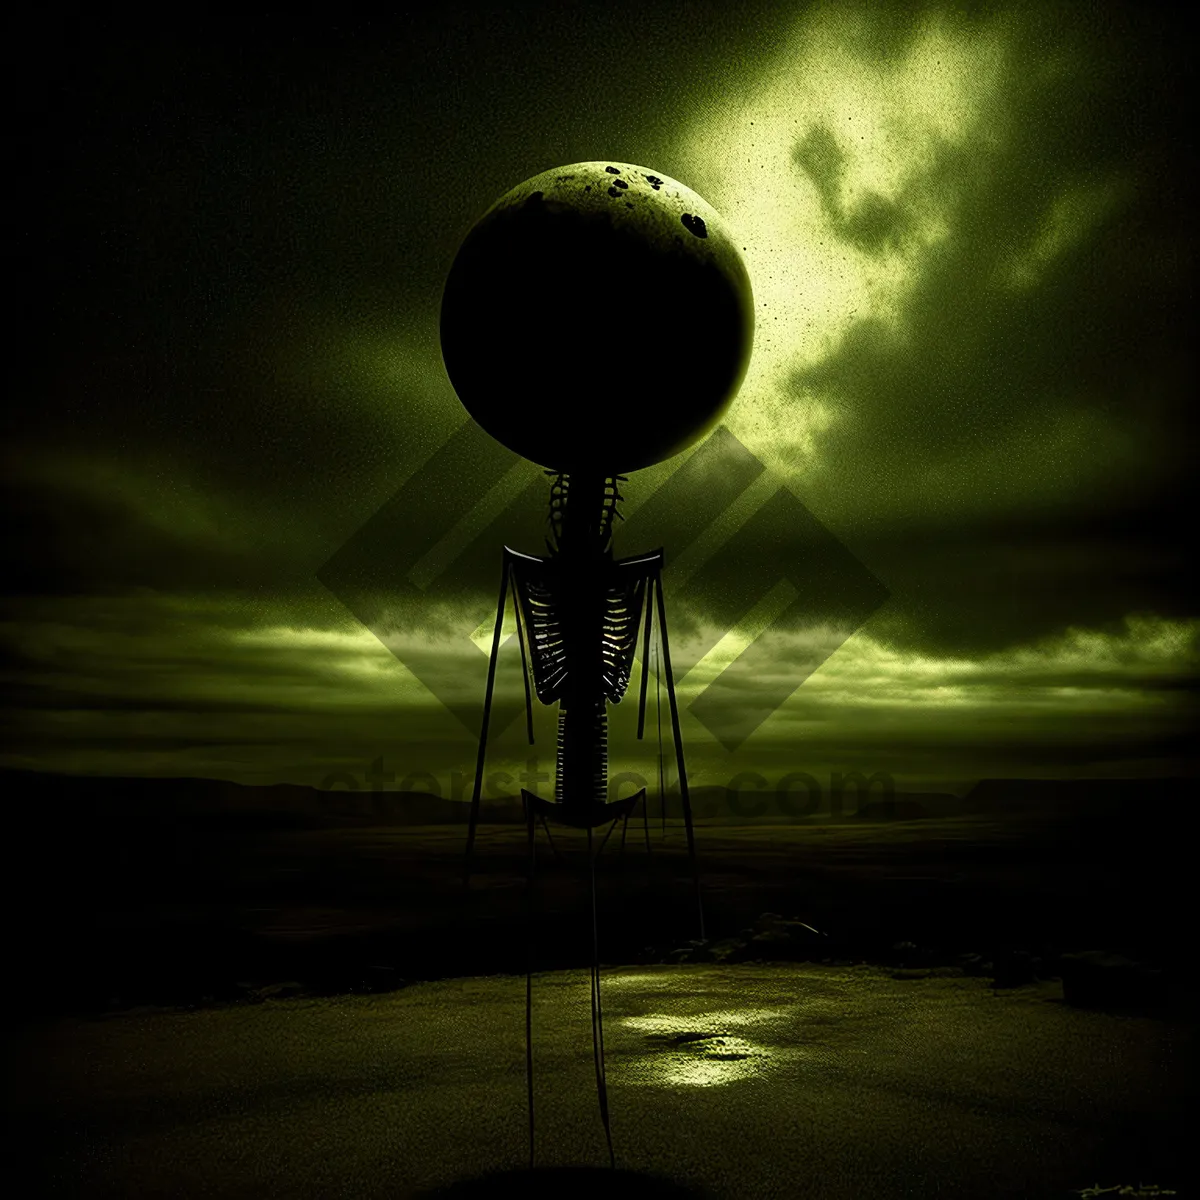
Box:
[465,559,510,886]
[654,570,705,940]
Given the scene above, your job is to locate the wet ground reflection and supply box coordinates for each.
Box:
[618,999,802,1086]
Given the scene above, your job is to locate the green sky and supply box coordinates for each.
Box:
[5,2,1195,795]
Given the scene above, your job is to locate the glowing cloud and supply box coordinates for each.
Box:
[674,4,1009,468]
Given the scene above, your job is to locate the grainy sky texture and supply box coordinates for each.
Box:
[5,2,1195,794]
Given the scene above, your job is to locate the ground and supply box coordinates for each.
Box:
[10,963,1191,1198]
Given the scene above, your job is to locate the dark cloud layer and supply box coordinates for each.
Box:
[4,2,1195,786]
[776,0,1195,655]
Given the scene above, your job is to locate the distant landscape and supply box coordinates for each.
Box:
[4,768,1191,1020]
[5,767,1182,826]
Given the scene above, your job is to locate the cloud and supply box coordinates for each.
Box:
[0,590,499,784]
[4,2,1192,789]
[3,586,1193,789]
[676,2,1010,468]
[663,0,1192,666]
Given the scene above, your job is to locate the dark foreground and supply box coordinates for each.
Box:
[10,964,1193,1198]
[7,803,1192,1017]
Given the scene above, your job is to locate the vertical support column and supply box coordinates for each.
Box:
[555,469,609,827]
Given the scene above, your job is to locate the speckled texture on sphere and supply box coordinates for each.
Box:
[439,161,754,475]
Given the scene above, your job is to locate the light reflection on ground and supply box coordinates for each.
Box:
[619,1001,803,1087]
[621,1006,798,1033]
[12,964,1188,1198]
[636,1032,780,1087]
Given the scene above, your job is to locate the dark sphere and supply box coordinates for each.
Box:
[439,162,754,475]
